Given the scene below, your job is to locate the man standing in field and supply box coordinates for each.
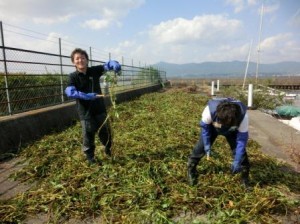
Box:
[187,98,250,187]
[65,48,121,165]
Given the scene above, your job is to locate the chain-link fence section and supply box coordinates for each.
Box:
[0,22,167,116]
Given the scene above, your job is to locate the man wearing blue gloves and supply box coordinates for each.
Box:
[187,98,250,187]
[65,48,121,165]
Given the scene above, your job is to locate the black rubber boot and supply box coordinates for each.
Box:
[187,158,198,186]
[84,149,97,165]
[241,169,250,189]
[105,146,112,157]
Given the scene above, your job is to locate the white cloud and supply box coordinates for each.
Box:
[260,33,291,50]
[226,0,260,13]
[149,15,243,45]
[4,30,67,54]
[0,0,74,23]
[33,15,74,25]
[289,8,300,28]
[103,40,140,64]
[226,0,263,13]
[262,3,279,15]
[81,19,110,30]
[1,0,298,65]
[259,33,300,62]
[205,42,252,62]
[116,15,300,64]
[104,14,250,64]
[0,0,145,27]
[247,0,259,6]
[226,0,245,13]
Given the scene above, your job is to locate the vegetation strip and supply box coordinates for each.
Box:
[0,88,299,223]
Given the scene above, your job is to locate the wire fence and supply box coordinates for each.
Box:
[0,22,167,116]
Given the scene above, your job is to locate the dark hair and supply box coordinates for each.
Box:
[70,48,89,62]
[216,101,241,126]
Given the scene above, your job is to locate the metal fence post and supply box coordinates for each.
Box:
[59,38,64,103]
[0,21,12,115]
[89,47,92,66]
[148,66,151,85]
[131,59,134,87]
[122,56,124,87]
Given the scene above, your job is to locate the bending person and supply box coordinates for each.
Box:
[187,98,250,187]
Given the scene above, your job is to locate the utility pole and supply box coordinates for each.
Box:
[255,3,264,84]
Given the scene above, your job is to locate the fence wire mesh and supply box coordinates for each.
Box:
[0,22,167,116]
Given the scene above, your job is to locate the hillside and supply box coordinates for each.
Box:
[153,61,300,78]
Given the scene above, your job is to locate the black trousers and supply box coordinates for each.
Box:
[80,113,112,152]
[189,128,250,171]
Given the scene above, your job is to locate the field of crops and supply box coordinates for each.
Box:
[0,88,299,223]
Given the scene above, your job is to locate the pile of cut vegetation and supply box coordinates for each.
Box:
[1,89,299,223]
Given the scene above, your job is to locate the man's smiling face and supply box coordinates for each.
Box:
[73,53,88,73]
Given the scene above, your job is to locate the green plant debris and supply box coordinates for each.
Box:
[105,71,120,119]
[0,89,299,223]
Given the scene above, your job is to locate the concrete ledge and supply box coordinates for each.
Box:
[0,102,78,155]
[0,82,169,155]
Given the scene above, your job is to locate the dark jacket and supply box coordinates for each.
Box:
[65,65,107,120]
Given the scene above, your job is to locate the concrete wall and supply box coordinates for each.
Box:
[0,83,169,155]
[0,102,78,155]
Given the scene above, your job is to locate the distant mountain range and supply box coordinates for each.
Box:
[152,61,300,78]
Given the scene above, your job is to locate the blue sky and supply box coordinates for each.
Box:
[1,0,299,65]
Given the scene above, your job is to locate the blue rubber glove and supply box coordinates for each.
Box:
[104,60,121,73]
[86,93,97,100]
[65,86,97,100]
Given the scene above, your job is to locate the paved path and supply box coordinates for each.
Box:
[0,158,30,200]
[248,109,300,172]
